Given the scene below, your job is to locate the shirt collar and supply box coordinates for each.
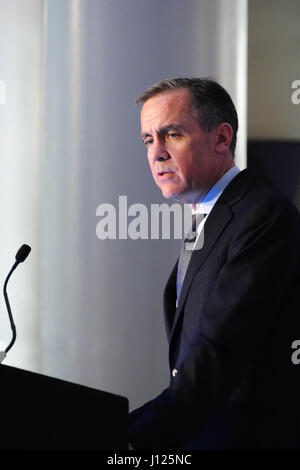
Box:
[191,165,240,215]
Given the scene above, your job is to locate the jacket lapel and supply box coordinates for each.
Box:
[167,169,255,343]
[163,261,178,342]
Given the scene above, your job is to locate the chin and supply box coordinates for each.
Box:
[163,189,199,205]
[161,187,178,199]
[161,189,184,202]
[161,191,173,199]
[159,183,189,201]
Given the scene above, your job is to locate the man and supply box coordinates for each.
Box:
[128,78,300,449]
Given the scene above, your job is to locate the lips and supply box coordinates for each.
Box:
[157,169,175,176]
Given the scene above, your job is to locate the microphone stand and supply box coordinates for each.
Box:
[3,261,19,354]
[0,244,31,362]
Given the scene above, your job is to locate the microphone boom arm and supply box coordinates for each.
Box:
[3,261,19,354]
[1,244,31,360]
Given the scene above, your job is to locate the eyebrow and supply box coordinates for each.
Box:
[140,123,184,141]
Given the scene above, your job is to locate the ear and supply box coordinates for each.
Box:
[215,123,233,153]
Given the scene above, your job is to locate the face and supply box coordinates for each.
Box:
[140,88,232,204]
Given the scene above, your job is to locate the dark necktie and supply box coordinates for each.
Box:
[176,213,205,306]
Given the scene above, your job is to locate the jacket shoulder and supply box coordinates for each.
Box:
[223,169,300,223]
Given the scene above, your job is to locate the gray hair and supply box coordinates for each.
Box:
[136,77,238,155]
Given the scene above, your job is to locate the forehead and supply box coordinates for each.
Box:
[140,88,194,130]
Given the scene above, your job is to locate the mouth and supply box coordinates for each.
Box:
[157,170,175,177]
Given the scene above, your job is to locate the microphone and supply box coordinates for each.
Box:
[0,244,31,363]
[15,244,31,263]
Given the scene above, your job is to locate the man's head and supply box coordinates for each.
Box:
[138,77,238,204]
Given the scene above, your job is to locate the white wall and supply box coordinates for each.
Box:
[0,0,43,370]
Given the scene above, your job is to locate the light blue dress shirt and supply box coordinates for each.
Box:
[191,165,240,250]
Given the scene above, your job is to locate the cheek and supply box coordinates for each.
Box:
[171,143,194,168]
[173,155,193,181]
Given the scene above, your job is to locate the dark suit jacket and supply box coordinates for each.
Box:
[129,169,300,449]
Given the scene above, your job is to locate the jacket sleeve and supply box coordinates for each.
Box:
[129,198,300,449]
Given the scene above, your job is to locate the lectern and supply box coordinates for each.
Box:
[0,364,128,449]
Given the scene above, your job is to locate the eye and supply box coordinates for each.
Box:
[144,138,153,146]
[167,132,179,139]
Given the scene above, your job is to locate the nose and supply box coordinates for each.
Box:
[155,155,169,162]
[148,138,170,162]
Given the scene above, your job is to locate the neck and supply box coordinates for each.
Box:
[191,160,235,210]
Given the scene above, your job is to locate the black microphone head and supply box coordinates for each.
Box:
[15,244,31,263]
